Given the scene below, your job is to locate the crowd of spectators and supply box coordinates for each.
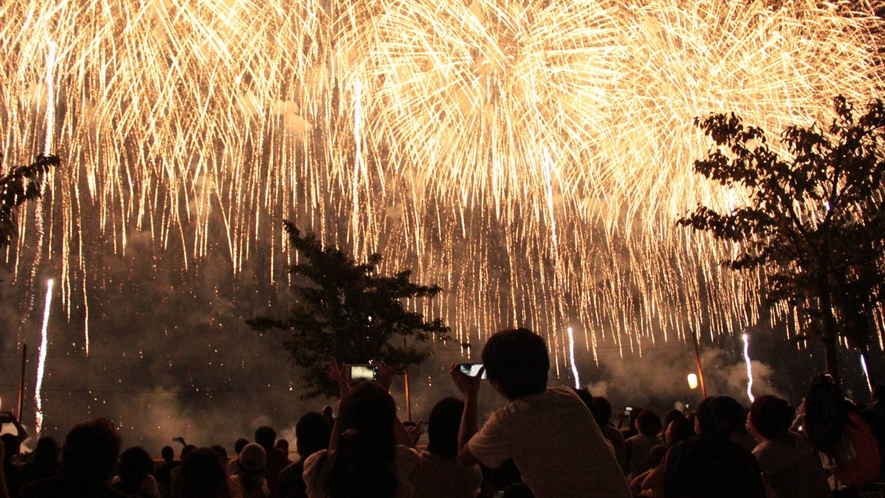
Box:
[0,329,884,498]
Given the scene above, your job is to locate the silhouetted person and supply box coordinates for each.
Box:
[277,413,331,498]
[20,418,126,498]
[179,448,231,498]
[413,397,482,498]
[624,409,662,479]
[663,396,765,498]
[255,427,290,498]
[451,328,630,498]
[155,446,178,498]
[747,395,829,498]
[231,443,269,498]
[20,437,60,488]
[592,397,627,473]
[228,439,250,476]
[0,412,28,497]
[113,446,159,498]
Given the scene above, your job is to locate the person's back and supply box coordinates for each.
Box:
[254,427,290,498]
[453,329,630,498]
[20,418,126,498]
[413,397,481,498]
[277,412,331,498]
[663,397,765,498]
[591,397,627,474]
[624,410,662,479]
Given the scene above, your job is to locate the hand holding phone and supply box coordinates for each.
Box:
[457,363,488,380]
[349,364,380,384]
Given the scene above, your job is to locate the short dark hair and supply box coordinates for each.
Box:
[750,395,795,441]
[161,445,174,462]
[62,418,122,481]
[254,426,277,448]
[636,409,663,436]
[591,397,613,427]
[481,328,549,399]
[696,396,744,438]
[426,397,463,459]
[295,412,331,458]
[234,438,249,454]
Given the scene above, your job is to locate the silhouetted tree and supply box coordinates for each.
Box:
[0,153,60,249]
[679,96,885,384]
[248,222,450,399]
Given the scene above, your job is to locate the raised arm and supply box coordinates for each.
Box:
[450,364,483,466]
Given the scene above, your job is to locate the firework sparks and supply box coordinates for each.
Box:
[743,333,754,403]
[861,355,873,394]
[567,327,581,389]
[0,0,883,361]
[35,278,53,436]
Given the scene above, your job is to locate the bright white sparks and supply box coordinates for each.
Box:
[567,327,580,389]
[861,356,873,394]
[1,0,883,358]
[743,333,754,403]
[35,279,53,436]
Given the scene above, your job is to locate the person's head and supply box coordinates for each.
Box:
[275,439,289,453]
[238,443,266,473]
[61,418,122,482]
[663,409,684,433]
[181,444,197,461]
[33,436,60,465]
[161,445,175,463]
[180,447,232,498]
[295,412,331,458]
[117,446,154,491]
[695,396,745,439]
[591,397,613,427]
[749,395,795,442]
[254,426,277,448]
[326,382,398,497]
[210,444,228,463]
[571,388,593,411]
[233,438,249,455]
[665,416,695,446]
[1,434,20,462]
[481,328,549,400]
[635,409,663,437]
[322,406,334,418]
[426,397,463,459]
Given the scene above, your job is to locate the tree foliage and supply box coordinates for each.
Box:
[247,222,450,399]
[0,153,60,250]
[679,96,885,382]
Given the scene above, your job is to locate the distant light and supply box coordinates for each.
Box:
[687,373,698,390]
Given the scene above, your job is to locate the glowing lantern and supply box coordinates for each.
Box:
[687,373,699,390]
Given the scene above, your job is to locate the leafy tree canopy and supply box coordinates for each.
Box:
[0,153,60,250]
[248,222,450,399]
[679,96,885,382]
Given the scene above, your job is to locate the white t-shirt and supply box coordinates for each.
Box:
[752,432,831,498]
[468,386,631,498]
[412,451,482,498]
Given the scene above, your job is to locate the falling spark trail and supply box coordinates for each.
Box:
[35,279,53,436]
[568,327,580,389]
[743,333,754,403]
[861,356,873,394]
[44,41,56,156]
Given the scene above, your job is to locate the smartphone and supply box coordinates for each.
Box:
[624,406,633,415]
[458,363,487,380]
[349,364,379,384]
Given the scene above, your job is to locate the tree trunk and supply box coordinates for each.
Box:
[823,333,840,384]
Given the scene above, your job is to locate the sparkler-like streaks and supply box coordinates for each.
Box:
[567,327,581,388]
[35,278,53,436]
[743,333,755,403]
[1,0,883,364]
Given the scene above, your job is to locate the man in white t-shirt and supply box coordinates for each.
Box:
[450,328,630,498]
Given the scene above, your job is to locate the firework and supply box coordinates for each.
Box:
[0,0,882,362]
[743,333,754,403]
[35,278,53,436]
[568,327,581,389]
